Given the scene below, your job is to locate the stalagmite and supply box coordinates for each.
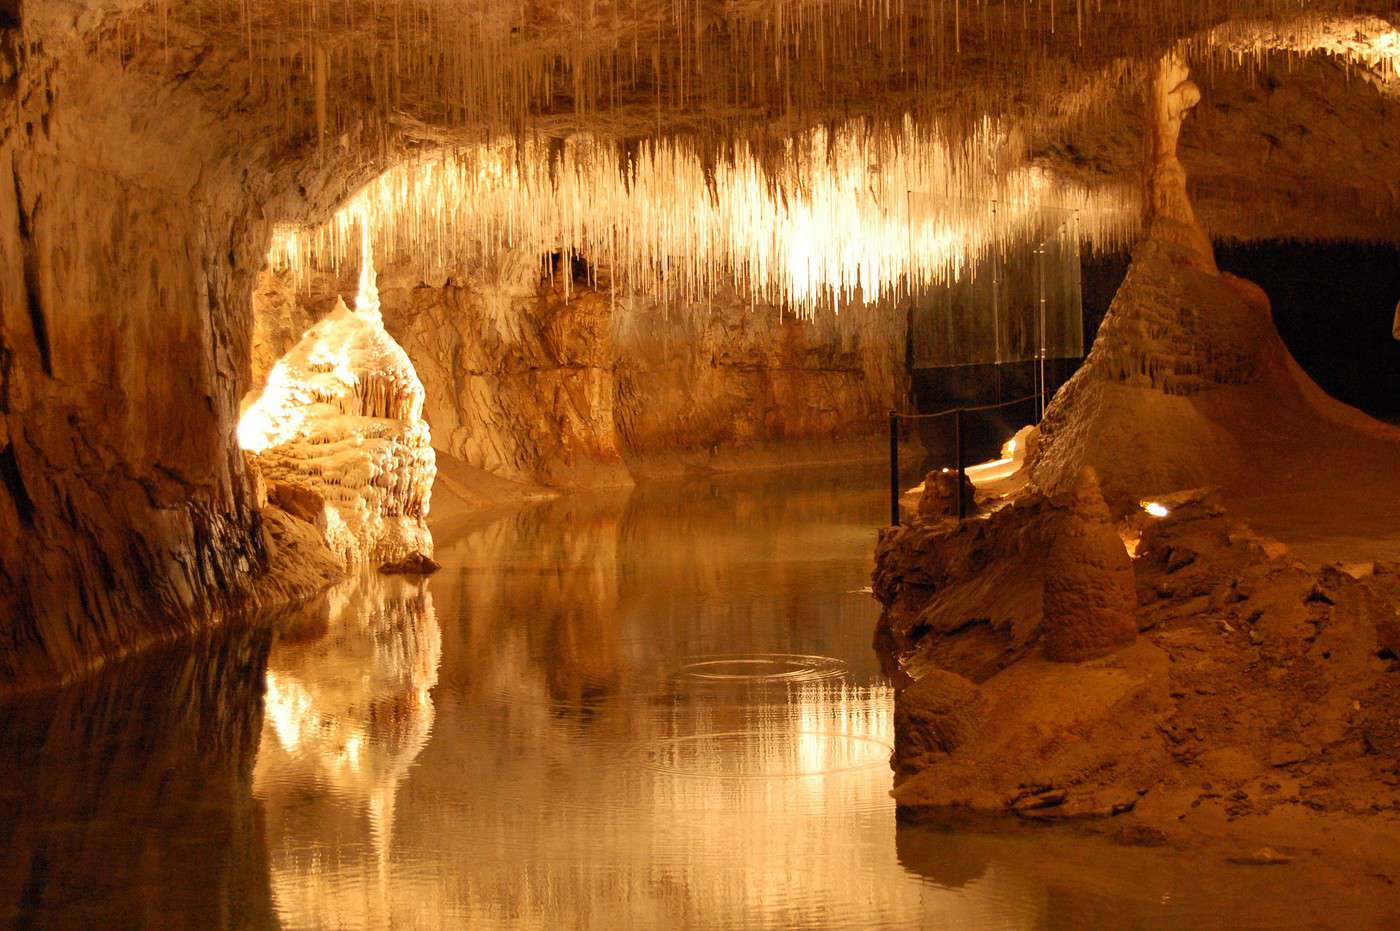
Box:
[1143,52,1216,273]
[240,231,438,569]
[1041,467,1137,662]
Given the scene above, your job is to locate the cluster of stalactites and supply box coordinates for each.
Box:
[103,1,1398,151]
[1194,14,1400,88]
[268,118,1141,317]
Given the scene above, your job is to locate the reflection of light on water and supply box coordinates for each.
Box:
[249,486,1044,927]
[253,571,441,931]
[263,671,312,753]
[672,653,851,685]
[643,682,893,779]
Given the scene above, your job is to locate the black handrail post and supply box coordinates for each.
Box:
[889,410,900,527]
[954,407,966,521]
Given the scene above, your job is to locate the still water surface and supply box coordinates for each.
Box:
[0,469,1391,928]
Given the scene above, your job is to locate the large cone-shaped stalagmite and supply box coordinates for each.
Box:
[1028,52,1400,511]
[240,243,437,569]
[1042,468,1137,662]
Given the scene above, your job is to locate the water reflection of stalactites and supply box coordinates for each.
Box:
[0,628,277,929]
[435,492,634,715]
[252,570,441,930]
[612,468,887,661]
[382,679,915,926]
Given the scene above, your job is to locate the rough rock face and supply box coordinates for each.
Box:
[879,483,1400,825]
[241,282,437,568]
[875,488,1062,685]
[251,263,906,489]
[0,47,268,689]
[892,669,988,778]
[1042,468,1138,662]
[915,469,978,521]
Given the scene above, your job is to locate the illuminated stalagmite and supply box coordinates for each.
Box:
[1030,54,1296,506]
[240,237,437,568]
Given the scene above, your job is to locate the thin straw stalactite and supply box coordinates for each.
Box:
[114,1,1400,315]
[269,118,1142,316]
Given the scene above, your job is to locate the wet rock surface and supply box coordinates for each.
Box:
[379,552,442,575]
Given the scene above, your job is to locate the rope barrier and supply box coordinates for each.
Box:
[889,392,1043,420]
[887,391,1045,526]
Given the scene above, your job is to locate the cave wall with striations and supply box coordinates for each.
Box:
[0,35,271,688]
[251,262,908,490]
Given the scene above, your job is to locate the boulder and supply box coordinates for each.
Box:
[379,552,443,576]
[893,669,987,776]
[269,482,327,527]
[917,469,976,521]
[1042,468,1138,662]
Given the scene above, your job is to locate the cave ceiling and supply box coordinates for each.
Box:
[4,1,1399,256]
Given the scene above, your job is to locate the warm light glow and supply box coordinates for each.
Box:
[1143,502,1170,518]
[239,228,397,453]
[268,121,1137,316]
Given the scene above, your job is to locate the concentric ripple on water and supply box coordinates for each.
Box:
[640,729,893,779]
[671,652,850,685]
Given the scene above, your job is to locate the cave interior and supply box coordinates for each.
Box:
[4,0,1400,926]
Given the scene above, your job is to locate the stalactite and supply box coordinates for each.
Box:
[268,118,1141,317]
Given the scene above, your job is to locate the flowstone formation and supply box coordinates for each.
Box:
[240,246,437,571]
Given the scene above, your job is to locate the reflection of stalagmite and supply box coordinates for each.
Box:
[254,570,441,929]
[240,229,437,568]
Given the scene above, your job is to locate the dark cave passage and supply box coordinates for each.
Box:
[1217,241,1400,423]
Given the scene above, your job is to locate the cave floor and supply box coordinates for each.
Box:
[5,466,1400,927]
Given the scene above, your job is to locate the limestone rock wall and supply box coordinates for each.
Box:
[251,263,907,490]
[0,47,269,688]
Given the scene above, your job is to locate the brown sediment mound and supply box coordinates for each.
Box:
[875,484,1400,843]
[892,669,988,778]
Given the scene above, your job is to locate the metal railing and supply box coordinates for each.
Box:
[888,392,1043,526]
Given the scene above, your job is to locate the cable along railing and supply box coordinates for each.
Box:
[887,391,1044,527]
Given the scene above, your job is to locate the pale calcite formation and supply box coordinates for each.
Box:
[241,249,437,568]
[1144,53,1217,273]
